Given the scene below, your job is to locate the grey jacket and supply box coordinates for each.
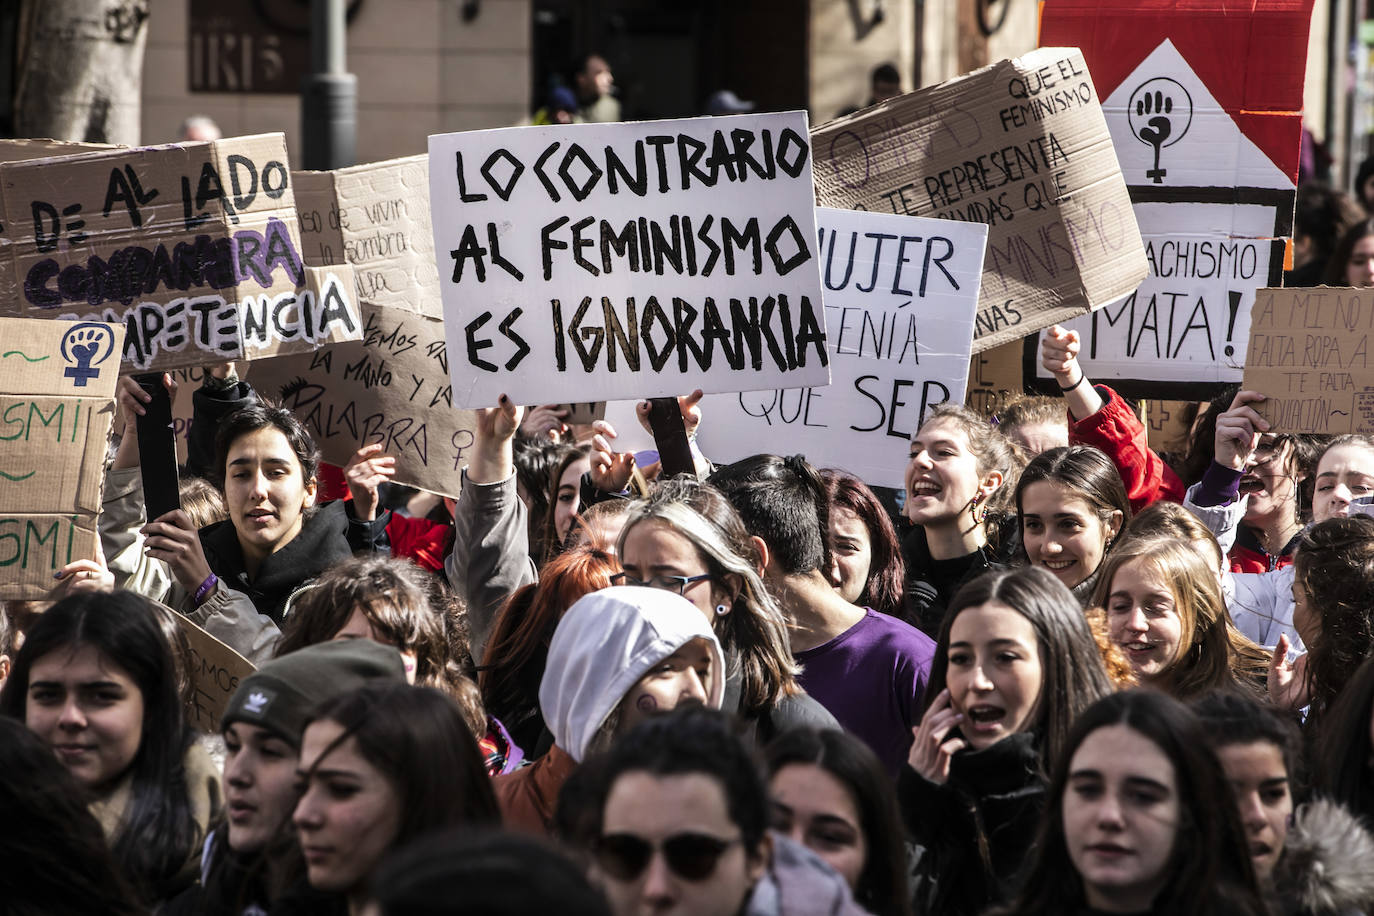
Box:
[444,470,537,664]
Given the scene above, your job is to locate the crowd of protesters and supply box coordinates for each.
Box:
[14,55,1374,916]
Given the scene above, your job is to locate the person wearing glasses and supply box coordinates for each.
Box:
[1184,389,1322,578]
[493,586,725,835]
[618,477,837,745]
[585,705,870,916]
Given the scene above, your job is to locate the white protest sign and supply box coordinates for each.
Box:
[429,113,830,407]
[1031,23,1309,396]
[695,208,984,488]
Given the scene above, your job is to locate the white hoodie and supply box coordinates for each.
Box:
[539,586,726,762]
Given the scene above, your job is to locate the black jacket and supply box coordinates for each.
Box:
[901,521,1018,638]
[199,500,389,623]
[902,731,1045,916]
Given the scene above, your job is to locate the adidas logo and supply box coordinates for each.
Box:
[243,691,271,715]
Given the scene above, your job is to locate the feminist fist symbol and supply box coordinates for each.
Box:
[1137,91,1173,183]
[60,323,116,387]
[1127,78,1193,185]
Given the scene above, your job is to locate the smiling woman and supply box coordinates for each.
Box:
[901,405,1024,637]
[1015,446,1130,604]
[1093,535,1270,701]
[0,591,219,908]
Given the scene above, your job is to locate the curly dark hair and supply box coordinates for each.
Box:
[1295,516,1374,725]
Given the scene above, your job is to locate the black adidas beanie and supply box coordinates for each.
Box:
[221,639,407,747]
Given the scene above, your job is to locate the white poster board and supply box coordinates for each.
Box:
[694,208,984,487]
[429,113,830,407]
[1036,38,1298,396]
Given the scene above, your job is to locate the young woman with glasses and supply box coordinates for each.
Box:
[617,477,838,744]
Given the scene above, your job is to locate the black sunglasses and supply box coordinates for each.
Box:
[594,832,741,882]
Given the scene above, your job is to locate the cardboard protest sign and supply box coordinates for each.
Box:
[174,608,256,733]
[811,48,1146,354]
[429,112,831,407]
[694,207,985,488]
[1241,288,1374,434]
[0,317,123,599]
[966,339,1028,416]
[249,167,475,497]
[0,133,363,372]
[0,139,116,163]
[251,304,474,497]
[1038,1,1314,397]
[1145,399,1197,455]
[293,156,442,320]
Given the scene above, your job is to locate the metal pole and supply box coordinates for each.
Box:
[301,0,356,169]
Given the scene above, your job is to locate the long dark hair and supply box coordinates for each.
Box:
[1295,516,1374,725]
[925,567,1113,769]
[765,728,911,916]
[1314,655,1374,827]
[821,468,905,617]
[1015,446,1131,601]
[305,683,500,847]
[994,691,1267,916]
[0,717,145,916]
[0,591,201,905]
[539,443,591,565]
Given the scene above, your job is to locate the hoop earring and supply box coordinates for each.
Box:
[970,492,988,524]
[715,603,730,616]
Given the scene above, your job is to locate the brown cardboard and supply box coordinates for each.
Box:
[294,156,441,320]
[0,133,363,372]
[1243,287,1374,434]
[811,48,1148,353]
[965,339,1026,416]
[1145,400,1198,456]
[0,139,117,164]
[0,317,124,599]
[249,303,473,497]
[248,162,475,496]
[175,608,256,733]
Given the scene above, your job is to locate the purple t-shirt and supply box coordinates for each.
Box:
[794,609,936,776]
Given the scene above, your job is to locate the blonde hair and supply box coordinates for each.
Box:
[1090,535,1268,699]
